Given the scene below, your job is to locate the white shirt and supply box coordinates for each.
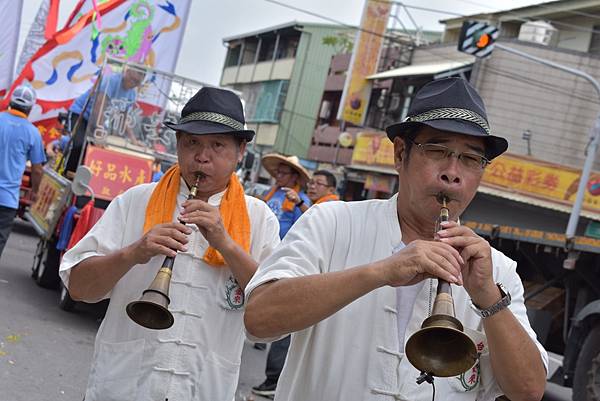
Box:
[60,180,280,401]
[245,194,548,401]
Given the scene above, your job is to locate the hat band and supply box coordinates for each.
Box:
[179,111,244,131]
[405,107,490,135]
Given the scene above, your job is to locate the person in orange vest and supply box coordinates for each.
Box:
[0,85,46,260]
[294,170,340,213]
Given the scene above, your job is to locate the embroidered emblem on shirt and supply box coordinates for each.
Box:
[224,275,244,309]
[455,340,484,391]
[457,363,480,391]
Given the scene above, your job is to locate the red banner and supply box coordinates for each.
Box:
[83,145,153,200]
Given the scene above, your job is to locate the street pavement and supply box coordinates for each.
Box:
[0,219,570,401]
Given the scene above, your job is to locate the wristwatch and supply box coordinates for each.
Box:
[470,283,511,318]
[296,199,304,207]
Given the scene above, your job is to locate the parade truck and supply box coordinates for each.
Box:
[460,153,600,401]
[25,58,208,311]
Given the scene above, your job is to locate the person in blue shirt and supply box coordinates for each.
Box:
[260,154,311,239]
[0,85,46,260]
[252,153,311,398]
[64,64,145,173]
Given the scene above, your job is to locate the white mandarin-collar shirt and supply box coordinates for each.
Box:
[245,194,548,401]
[61,179,280,401]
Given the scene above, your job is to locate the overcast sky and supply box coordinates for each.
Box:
[19,0,544,85]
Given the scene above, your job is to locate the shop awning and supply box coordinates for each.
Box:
[367,60,473,80]
[478,184,600,221]
[346,164,398,176]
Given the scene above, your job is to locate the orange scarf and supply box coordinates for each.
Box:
[315,194,339,204]
[263,184,301,212]
[6,109,27,119]
[143,164,250,266]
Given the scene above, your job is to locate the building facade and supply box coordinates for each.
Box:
[220,22,354,160]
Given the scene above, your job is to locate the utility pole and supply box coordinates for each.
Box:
[494,43,600,242]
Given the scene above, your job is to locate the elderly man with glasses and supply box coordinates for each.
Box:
[244,78,548,401]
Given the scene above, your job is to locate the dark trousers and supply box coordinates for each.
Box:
[265,335,291,383]
[0,206,17,260]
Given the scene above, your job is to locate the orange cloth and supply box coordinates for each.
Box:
[67,200,105,250]
[263,184,301,212]
[144,164,250,266]
[6,109,28,119]
[315,194,339,204]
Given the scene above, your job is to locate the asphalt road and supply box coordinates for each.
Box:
[0,219,571,401]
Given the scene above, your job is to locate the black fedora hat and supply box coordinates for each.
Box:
[164,87,255,141]
[385,77,508,159]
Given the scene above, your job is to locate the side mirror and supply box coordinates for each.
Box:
[71,166,94,199]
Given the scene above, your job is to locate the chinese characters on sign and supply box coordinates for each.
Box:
[482,154,600,212]
[84,146,153,201]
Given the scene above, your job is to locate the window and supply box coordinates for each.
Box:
[225,45,241,67]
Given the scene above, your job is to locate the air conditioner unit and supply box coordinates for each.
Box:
[518,20,557,46]
[319,100,332,119]
[376,89,388,109]
[387,93,402,113]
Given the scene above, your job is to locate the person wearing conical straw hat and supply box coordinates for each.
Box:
[261,153,311,239]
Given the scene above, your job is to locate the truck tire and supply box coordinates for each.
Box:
[574,323,600,401]
[34,238,61,289]
[58,281,76,312]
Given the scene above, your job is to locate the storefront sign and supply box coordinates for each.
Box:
[365,174,394,192]
[351,132,395,166]
[338,0,391,125]
[84,146,153,201]
[483,153,600,213]
[26,167,71,239]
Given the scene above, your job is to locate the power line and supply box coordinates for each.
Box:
[454,0,600,23]
[261,0,600,107]
[398,0,600,37]
[263,0,413,46]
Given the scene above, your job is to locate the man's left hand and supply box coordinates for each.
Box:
[180,199,232,252]
[436,221,501,308]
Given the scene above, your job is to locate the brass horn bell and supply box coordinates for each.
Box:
[126,266,175,330]
[405,280,478,377]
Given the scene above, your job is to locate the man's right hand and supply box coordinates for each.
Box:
[379,240,464,287]
[131,222,192,264]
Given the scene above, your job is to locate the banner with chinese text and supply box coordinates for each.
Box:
[338,0,391,125]
[84,146,153,200]
[5,0,192,145]
[482,153,600,213]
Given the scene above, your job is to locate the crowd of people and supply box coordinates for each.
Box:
[1,74,548,401]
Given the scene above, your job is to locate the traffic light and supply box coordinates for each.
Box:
[458,20,499,58]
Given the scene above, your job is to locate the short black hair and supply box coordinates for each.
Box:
[313,170,336,188]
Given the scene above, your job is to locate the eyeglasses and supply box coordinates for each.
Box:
[410,140,490,170]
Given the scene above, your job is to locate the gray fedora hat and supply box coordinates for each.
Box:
[385,77,508,159]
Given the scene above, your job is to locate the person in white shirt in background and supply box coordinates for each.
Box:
[244,78,548,401]
[60,87,280,401]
